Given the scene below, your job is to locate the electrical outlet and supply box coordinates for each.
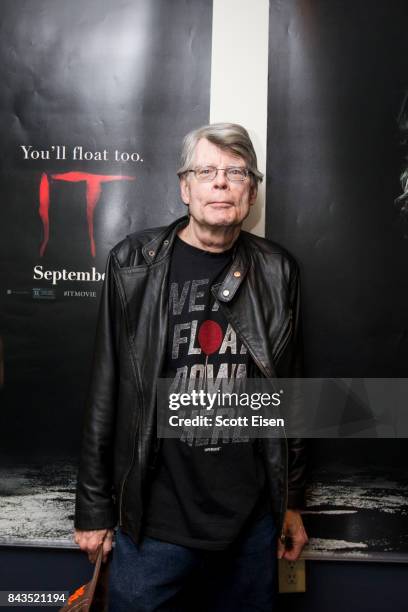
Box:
[278,559,306,593]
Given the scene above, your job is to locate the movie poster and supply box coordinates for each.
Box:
[0,0,212,546]
[267,0,408,560]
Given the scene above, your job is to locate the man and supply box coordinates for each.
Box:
[74,123,308,611]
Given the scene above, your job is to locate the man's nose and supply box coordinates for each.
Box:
[213,168,228,188]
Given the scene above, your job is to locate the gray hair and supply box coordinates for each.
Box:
[177,122,264,185]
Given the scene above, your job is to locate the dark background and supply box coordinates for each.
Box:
[267,0,408,559]
[267,0,408,378]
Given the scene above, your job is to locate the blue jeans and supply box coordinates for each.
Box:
[108,513,277,612]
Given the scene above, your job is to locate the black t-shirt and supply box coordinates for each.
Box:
[144,236,268,550]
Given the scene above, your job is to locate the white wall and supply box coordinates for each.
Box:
[210,0,269,237]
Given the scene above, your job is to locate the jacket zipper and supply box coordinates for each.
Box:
[119,416,142,528]
[275,311,292,538]
[117,260,170,531]
[217,299,291,539]
[119,338,144,527]
[280,436,289,542]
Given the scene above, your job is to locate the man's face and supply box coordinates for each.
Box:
[180,138,257,228]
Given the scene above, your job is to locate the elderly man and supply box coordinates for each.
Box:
[74,123,308,611]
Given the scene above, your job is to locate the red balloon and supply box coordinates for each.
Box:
[198,320,223,356]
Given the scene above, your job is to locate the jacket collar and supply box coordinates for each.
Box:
[141,215,251,303]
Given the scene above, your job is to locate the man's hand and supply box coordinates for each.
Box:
[277,510,308,561]
[74,528,114,563]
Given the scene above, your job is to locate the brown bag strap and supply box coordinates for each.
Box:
[86,544,104,603]
[60,543,109,612]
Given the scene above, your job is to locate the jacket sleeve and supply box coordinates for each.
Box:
[276,261,308,510]
[74,251,120,530]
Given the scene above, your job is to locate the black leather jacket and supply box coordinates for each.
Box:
[74,215,307,543]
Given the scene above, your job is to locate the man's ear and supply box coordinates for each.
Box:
[180,176,190,205]
[249,183,258,206]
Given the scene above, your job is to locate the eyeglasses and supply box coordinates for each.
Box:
[186,166,252,183]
